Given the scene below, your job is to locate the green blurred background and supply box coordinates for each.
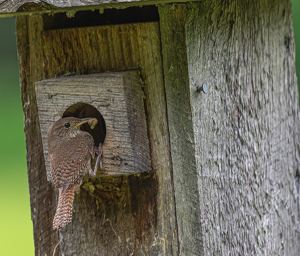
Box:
[0,18,34,255]
[0,2,300,255]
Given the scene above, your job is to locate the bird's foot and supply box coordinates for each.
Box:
[91,143,103,176]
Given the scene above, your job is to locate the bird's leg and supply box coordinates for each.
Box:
[92,143,103,176]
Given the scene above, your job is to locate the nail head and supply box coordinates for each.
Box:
[196,83,208,94]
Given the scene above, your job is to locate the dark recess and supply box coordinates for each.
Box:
[62,103,106,146]
[43,6,159,30]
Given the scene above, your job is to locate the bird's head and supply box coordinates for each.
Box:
[47,117,98,142]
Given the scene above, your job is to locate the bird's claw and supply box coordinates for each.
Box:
[92,143,103,176]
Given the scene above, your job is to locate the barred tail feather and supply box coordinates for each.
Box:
[53,186,75,230]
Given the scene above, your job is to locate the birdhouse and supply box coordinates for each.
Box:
[1,0,300,255]
[35,71,151,181]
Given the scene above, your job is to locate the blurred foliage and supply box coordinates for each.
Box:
[0,2,299,256]
[0,18,34,256]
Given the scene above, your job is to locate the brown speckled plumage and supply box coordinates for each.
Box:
[48,117,96,230]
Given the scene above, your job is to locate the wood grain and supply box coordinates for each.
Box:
[16,15,60,255]
[160,1,300,255]
[159,5,203,255]
[17,18,178,255]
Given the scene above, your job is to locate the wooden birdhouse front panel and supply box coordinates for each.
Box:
[35,71,151,180]
[15,11,178,255]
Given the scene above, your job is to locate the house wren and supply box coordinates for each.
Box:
[47,117,102,230]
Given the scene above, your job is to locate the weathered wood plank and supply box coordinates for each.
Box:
[186,0,300,254]
[159,4,203,256]
[17,18,178,255]
[35,72,151,179]
[160,1,300,255]
[0,0,197,17]
[137,22,179,255]
[16,15,60,256]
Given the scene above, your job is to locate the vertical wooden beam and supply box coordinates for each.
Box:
[16,15,59,255]
[137,22,179,255]
[159,4,204,256]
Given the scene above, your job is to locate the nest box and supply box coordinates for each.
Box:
[2,0,298,254]
[35,71,151,181]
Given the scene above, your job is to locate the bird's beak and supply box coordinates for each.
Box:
[72,118,95,129]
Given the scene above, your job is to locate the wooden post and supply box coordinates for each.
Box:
[0,0,298,255]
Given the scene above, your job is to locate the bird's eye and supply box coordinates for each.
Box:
[64,123,70,128]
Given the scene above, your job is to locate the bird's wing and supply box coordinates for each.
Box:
[50,132,94,188]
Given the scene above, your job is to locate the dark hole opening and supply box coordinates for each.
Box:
[62,103,106,146]
[43,5,159,31]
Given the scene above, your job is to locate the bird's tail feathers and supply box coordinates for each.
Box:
[53,186,75,230]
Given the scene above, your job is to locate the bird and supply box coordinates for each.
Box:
[47,117,102,230]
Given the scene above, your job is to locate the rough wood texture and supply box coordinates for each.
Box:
[16,16,60,255]
[159,4,203,256]
[0,0,194,16]
[160,1,300,255]
[36,72,151,179]
[17,18,178,255]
